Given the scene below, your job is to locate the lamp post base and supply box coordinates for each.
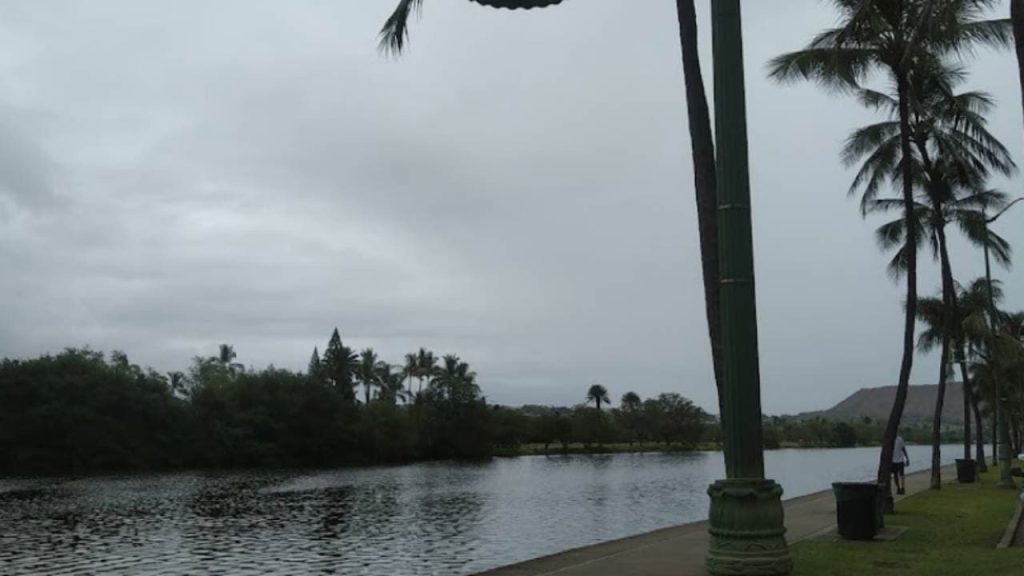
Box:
[707,479,792,576]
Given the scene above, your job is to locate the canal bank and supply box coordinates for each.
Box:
[476,465,955,576]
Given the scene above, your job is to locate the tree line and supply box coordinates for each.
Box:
[0,329,495,474]
[0,332,712,475]
[1,334,981,476]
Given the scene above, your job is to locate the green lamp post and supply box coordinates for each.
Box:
[706,1,792,574]
[380,1,792,572]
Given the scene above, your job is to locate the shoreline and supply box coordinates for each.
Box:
[500,440,941,458]
[1,442,958,480]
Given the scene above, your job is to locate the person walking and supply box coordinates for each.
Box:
[892,434,910,495]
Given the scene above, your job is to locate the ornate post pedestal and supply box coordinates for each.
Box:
[707,480,791,575]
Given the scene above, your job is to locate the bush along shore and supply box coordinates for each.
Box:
[0,331,967,476]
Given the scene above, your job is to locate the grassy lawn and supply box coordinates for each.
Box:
[792,471,1022,575]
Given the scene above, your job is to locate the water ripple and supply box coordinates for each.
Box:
[0,446,959,575]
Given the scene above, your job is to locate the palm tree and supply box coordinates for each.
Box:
[1004,312,1024,342]
[379,0,724,409]
[356,348,381,405]
[996,311,1024,451]
[621,391,642,445]
[375,363,410,405]
[962,277,1007,466]
[586,384,610,411]
[847,62,1014,488]
[435,354,461,400]
[970,309,1024,455]
[415,348,438,395]
[213,344,245,376]
[871,182,1012,487]
[324,329,359,399]
[917,291,971,485]
[432,354,479,402]
[674,0,722,399]
[920,279,1010,474]
[621,391,641,412]
[167,371,187,397]
[999,313,1024,453]
[957,277,1004,472]
[402,353,418,398]
[769,0,1011,501]
[216,344,235,365]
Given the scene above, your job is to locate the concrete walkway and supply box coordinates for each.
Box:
[478,465,955,576]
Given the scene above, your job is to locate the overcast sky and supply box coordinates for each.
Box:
[0,0,1021,414]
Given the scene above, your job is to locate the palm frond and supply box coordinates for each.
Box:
[915,294,947,352]
[875,216,906,251]
[842,121,900,166]
[848,135,902,206]
[856,88,899,113]
[379,0,425,56]
[767,47,877,92]
[956,209,1013,268]
[886,244,911,281]
[946,18,1014,54]
[951,188,1008,211]
[985,229,1013,268]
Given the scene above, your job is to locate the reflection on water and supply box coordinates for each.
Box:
[0,445,958,575]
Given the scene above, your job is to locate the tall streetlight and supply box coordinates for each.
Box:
[984,197,1022,489]
[706,1,792,574]
[380,1,791,571]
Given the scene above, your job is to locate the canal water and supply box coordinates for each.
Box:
[0,445,961,575]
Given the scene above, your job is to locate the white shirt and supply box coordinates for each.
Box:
[893,436,907,464]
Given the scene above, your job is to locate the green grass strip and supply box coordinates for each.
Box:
[792,472,1022,575]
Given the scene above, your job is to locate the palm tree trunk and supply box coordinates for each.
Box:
[1012,415,1021,456]
[930,225,957,490]
[931,333,950,490]
[992,416,999,467]
[959,361,971,461]
[1012,419,1018,455]
[1012,0,1024,125]
[877,72,919,505]
[932,219,972,464]
[943,278,970,463]
[964,360,987,472]
[674,0,722,414]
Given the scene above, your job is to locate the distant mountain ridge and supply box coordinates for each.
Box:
[797,383,970,427]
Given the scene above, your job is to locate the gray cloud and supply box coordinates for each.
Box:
[0,0,1021,414]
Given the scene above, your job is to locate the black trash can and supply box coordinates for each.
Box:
[832,482,881,540]
[955,459,976,483]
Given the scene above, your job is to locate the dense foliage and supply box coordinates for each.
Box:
[0,350,191,473]
[1,331,983,476]
[0,329,499,474]
[0,330,714,474]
